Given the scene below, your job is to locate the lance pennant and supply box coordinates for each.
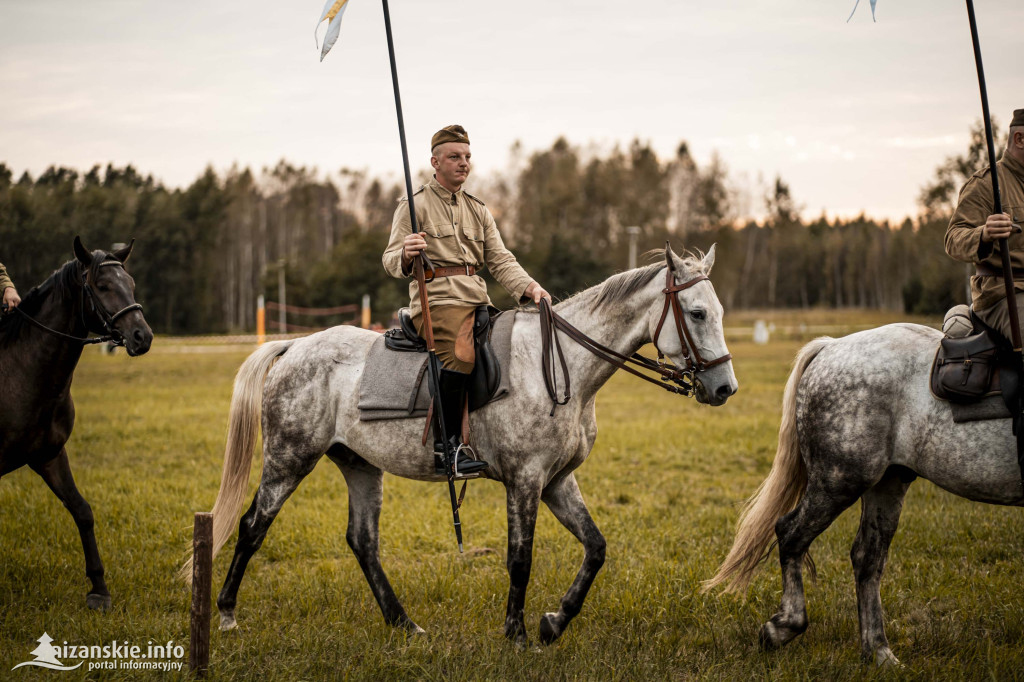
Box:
[316,0,352,61]
[847,0,878,22]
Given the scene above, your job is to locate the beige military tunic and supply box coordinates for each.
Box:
[383,176,534,318]
[945,153,1024,319]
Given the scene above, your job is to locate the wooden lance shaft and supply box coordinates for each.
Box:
[966,0,1022,353]
[382,0,464,552]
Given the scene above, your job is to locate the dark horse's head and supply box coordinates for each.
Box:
[74,236,153,356]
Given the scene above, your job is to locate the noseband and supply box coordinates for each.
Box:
[10,260,143,346]
[538,266,733,414]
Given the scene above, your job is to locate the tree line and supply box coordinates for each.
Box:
[0,123,994,334]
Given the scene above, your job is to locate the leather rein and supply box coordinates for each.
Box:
[9,261,142,347]
[539,266,732,414]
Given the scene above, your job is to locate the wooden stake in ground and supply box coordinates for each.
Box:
[190,512,213,677]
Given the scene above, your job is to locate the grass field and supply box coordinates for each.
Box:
[2,310,1024,680]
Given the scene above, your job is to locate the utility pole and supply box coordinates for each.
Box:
[626,226,641,270]
[277,260,286,333]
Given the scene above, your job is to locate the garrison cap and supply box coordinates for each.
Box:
[431,124,470,150]
[1013,109,1024,128]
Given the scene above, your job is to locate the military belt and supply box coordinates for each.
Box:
[429,265,477,278]
[975,261,1024,279]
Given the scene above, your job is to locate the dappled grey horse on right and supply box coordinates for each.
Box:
[706,323,1024,666]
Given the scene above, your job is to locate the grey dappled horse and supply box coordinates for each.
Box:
[0,238,152,609]
[707,323,1024,666]
[185,246,737,645]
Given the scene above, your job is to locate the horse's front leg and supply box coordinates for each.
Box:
[503,480,541,646]
[538,472,605,644]
[30,448,110,610]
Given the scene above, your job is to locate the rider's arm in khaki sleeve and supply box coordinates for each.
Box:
[383,203,415,278]
[0,263,12,295]
[481,208,534,303]
[946,175,995,263]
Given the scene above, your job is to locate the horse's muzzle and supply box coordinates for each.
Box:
[696,377,738,406]
[124,324,153,356]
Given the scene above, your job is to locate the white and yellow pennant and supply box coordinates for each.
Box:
[315,0,352,61]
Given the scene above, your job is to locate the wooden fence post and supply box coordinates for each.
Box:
[190,512,213,677]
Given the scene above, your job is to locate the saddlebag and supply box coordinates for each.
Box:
[930,330,1000,403]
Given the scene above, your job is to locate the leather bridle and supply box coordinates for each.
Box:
[10,260,142,347]
[539,264,732,414]
[83,261,143,344]
[652,265,733,375]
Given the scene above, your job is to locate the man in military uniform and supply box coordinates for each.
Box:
[383,124,550,476]
[945,109,1024,340]
[0,262,21,311]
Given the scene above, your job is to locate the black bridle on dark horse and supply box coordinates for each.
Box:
[4,261,142,347]
[539,263,732,414]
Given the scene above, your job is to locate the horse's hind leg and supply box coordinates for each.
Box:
[327,445,423,634]
[216,448,319,630]
[851,467,914,667]
[537,472,605,644]
[761,478,863,649]
[30,448,110,610]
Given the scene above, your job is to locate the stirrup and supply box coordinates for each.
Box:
[453,443,487,480]
[434,443,487,479]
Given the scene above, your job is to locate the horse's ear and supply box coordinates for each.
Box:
[73,236,93,267]
[113,239,134,263]
[664,241,675,272]
[702,243,717,274]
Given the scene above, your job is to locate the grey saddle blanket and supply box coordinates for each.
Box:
[357,310,516,421]
[950,396,1011,423]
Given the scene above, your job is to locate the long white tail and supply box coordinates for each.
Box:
[179,340,293,584]
[702,337,832,593]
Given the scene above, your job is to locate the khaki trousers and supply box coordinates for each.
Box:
[975,297,1024,344]
[413,306,477,373]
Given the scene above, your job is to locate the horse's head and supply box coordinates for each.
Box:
[74,236,153,356]
[649,244,738,406]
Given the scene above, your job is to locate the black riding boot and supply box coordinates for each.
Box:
[433,369,488,478]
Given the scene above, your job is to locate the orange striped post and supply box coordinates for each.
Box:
[256,295,265,346]
[361,294,371,329]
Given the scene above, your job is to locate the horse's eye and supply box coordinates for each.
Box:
[690,310,706,321]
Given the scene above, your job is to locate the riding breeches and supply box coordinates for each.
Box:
[413,305,476,373]
[974,297,1024,344]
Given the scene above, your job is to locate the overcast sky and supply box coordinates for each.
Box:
[1,0,1021,223]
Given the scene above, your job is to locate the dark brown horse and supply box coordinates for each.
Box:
[0,237,152,609]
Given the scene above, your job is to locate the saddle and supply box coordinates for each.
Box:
[930,305,1021,422]
[383,305,502,411]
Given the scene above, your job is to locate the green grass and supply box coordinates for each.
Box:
[1,309,1023,680]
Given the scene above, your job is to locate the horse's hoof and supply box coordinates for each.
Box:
[758,621,782,650]
[219,612,237,631]
[538,612,561,645]
[406,623,426,636]
[86,593,111,611]
[504,626,529,650]
[873,647,902,668]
